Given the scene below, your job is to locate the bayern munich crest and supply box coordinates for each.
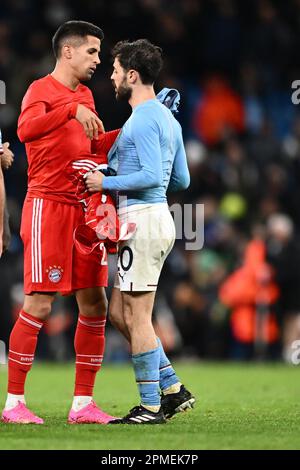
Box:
[46,266,63,283]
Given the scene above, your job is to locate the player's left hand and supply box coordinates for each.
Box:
[85,170,104,192]
[1,142,14,170]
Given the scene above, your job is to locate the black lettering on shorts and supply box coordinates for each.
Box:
[119,246,133,271]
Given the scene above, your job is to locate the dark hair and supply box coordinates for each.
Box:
[112,39,163,85]
[52,20,104,59]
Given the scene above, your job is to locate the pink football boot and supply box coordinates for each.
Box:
[2,402,44,424]
[68,401,118,424]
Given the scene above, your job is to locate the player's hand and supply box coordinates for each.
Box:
[75,104,105,140]
[0,236,3,258]
[1,142,14,170]
[85,170,104,192]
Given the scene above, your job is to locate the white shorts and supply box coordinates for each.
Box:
[114,203,176,292]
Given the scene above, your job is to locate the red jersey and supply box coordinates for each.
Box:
[18,74,106,204]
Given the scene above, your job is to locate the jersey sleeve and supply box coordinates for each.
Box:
[17,82,78,143]
[102,112,163,191]
[91,129,121,155]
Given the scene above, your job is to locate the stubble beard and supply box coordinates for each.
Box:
[115,79,132,102]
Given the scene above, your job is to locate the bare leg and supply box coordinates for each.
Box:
[75,286,107,318]
[122,291,157,354]
[109,287,130,341]
[23,292,55,320]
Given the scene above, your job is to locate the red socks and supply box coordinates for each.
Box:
[74,314,106,396]
[8,310,44,395]
[7,311,106,397]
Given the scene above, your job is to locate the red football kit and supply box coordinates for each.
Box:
[18,74,117,294]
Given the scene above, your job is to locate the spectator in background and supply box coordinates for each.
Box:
[193,76,245,146]
[219,238,279,360]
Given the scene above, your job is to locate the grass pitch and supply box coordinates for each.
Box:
[0,362,299,450]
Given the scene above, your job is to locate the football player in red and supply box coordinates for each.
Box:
[2,21,117,424]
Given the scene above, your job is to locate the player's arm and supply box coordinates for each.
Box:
[0,164,4,257]
[168,127,190,192]
[18,101,104,142]
[101,116,163,192]
[17,99,78,143]
[18,84,103,143]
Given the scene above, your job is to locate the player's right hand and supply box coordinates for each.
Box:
[1,142,14,170]
[75,104,105,140]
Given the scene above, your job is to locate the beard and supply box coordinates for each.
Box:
[113,78,132,102]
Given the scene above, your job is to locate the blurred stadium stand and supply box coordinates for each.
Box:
[1,0,300,362]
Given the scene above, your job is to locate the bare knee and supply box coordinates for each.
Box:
[78,295,108,317]
[23,293,54,321]
[76,287,108,318]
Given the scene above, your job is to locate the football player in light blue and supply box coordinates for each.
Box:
[86,39,195,424]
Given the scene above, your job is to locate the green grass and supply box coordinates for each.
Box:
[0,362,299,450]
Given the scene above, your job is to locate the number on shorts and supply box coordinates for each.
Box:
[119,246,133,271]
[99,243,108,265]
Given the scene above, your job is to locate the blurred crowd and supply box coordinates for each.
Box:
[1,0,300,362]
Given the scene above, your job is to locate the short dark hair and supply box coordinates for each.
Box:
[52,20,104,59]
[112,39,163,85]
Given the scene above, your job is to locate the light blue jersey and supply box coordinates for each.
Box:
[102,98,190,206]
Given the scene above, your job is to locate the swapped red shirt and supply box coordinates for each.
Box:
[18,74,117,204]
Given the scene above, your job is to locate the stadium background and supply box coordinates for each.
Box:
[1,0,300,364]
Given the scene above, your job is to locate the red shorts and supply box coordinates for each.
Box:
[21,196,108,295]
